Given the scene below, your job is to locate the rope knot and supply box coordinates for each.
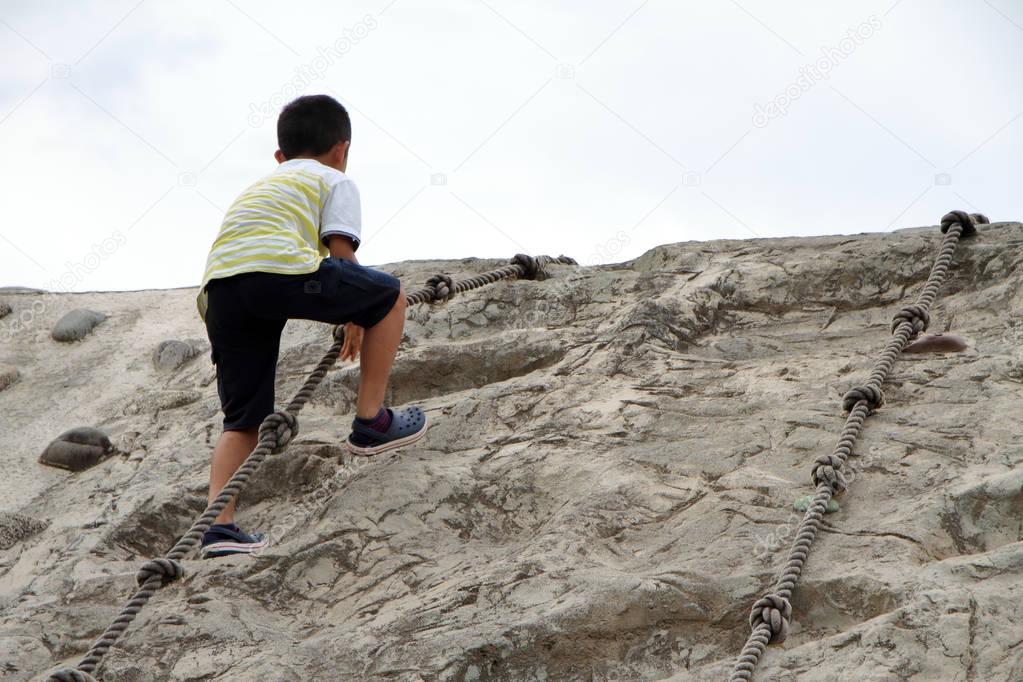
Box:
[811,454,848,493]
[511,254,547,281]
[940,210,985,238]
[425,273,456,302]
[749,593,792,644]
[135,557,183,588]
[842,384,884,412]
[891,304,930,337]
[259,410,299,452]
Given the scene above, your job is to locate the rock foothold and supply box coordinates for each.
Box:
[794,494,840,513]
[0,364,18,392]
[0,511,48,550]
[153,339,207,371]
[0,301,11,319]
[903,333,968,354]
[52,309,107,342]
[39,426,114,472]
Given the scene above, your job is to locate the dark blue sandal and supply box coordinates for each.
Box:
[199,523,268,559]
[345,405,429,456]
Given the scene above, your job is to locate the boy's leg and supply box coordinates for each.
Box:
[355,284,406,419]
[204,275,286,534]
[252,258,406,419]
[344,281,427,454]
[237,259,426,454]
[207,427,258,524]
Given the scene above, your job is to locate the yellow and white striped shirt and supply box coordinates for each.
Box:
[197,159,361,319]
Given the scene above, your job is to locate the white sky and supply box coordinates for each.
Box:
[1,0,1020,292]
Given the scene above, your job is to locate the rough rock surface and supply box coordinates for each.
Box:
[152,338,208,371]
[0,300,10,319]
[0,364,18,392]
[51,308,107,342]
[0,512,48,551]
[0,223,1021,681]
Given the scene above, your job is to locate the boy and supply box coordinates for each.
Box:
[196,94,428,558]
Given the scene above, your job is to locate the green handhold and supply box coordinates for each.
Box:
[793,495,839,513]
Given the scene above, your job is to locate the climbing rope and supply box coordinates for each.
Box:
[409,254,575,304]
[728,210,986,681]
[46,253,575,681]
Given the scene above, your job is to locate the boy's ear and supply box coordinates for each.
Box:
[274,150,286,164]
[336,140,350,171]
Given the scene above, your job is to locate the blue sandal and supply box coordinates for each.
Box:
[345,406,429,456]
[200,523,268,559]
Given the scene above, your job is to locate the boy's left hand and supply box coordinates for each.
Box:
[340,322,364,362]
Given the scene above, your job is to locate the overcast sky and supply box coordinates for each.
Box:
[1,0,1020,292]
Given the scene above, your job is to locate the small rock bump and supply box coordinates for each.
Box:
[152,339,207,371]
[903,333,968,354]
[52,309,107,342]
[39,426,114,472]
[0,364,19,392]
[0,301,11,319]
[0,511,49,550]
[794,495,839,513]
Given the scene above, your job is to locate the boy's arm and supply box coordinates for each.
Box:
[329,233,364,361]
[327,235,358,263]
[321,178,362,263]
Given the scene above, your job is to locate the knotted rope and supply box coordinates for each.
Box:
[47,254,575,681]
[406,254,576,305]
[728,210,985,681]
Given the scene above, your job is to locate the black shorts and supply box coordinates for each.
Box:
[204,258,401,431]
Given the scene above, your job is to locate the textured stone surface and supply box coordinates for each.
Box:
[0,223,1021,681]
[0,301,10,319]
[0,364,18,392]
[51,308,107,342]
[0,512,48,551]
[152,339,207,371]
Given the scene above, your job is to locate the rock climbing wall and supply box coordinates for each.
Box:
[0,223,1021,681]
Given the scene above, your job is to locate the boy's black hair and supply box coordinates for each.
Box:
[277,95,351,159]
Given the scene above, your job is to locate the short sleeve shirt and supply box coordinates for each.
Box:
[197,158,361,318]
